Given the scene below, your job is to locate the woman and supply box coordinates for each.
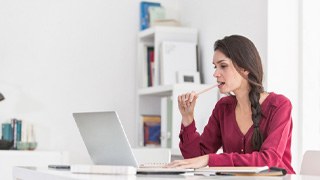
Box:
[167,35,295,174]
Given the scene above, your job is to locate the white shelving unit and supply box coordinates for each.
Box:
[136,27,219,155]
[137,27,198,88]
[137,84,218,155]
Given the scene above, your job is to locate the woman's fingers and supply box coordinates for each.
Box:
[166,155,209,169]
[165,160,190,168]
[174,163,194,169]
[188,91,197,103]
[178,93,190,109]
[178,91,198,117]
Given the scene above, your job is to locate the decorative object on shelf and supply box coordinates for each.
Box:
[16,142,29,150]
[28,142,37,150]
[176,71,200,84]
[0,92,4,101]
[24,123,37,150]
[0,140,13,150]
[1,119,37,151]
[16,141,37,151]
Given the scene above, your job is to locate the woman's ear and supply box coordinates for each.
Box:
[241,68,249,76]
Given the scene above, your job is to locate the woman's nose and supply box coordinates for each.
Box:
[213,69,220,78]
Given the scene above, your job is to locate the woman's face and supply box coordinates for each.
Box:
[212,50,248,94]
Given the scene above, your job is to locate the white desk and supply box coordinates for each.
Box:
[0,151,69,180]
[12,166,320,180]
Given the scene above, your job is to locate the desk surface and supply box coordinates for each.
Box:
[0,151,68,180]
[13,166,320,180]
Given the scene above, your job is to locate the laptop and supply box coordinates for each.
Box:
[73,111,193,174]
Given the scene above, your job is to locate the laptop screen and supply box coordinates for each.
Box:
[73,111,139,167]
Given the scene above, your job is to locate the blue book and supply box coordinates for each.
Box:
[1,123,13,141]
[148,124,160,143]
[143,122,161,145]
[140,1,161,30]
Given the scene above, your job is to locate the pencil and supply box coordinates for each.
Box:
[184,84,218,102]
[196,84,219,96]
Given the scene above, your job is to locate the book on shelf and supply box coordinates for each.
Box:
[142,46,155,87]
[1,123,13,141]
[140,1,161,30]
[147,47,154,87]
[151,19,181,27]
[148,6,165,27]
[142,115,161,146]
[11,118,22,149]
[16,120,22,142]
[1,120,37,150]
[1,119,22,149]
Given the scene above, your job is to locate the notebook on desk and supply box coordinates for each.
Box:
[195,166,268,175]
[194,166,286,176]
[72,111,193,174]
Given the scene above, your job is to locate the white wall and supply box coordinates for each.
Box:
[267,0,300,172]
[0,0,184,164]
[0,0,140,163]
[301,0,320,160]
[179,0,267,85]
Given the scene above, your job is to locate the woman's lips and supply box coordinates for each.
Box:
[218,82,225,88]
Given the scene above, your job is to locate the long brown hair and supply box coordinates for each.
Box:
[214,35,264,151]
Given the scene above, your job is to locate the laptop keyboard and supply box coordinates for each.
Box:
[139,163,169,168]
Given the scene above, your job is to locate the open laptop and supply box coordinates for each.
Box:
[73,111,193,174]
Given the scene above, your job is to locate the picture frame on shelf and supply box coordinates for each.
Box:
[176,71,200,84]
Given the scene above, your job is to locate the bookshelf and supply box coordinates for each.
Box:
[136,27,219,155]
[137,84,218,155]
[137,26,198,88]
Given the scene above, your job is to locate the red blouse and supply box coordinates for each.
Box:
[179,92,295,174]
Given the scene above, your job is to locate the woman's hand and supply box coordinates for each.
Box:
[178,91,198,126]
[165,155,209,169]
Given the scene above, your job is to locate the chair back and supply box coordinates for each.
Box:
[301,150,320,175]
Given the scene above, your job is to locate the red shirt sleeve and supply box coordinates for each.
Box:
[179,108,222,158]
